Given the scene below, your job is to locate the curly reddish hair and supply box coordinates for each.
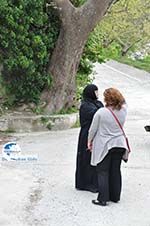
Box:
[104,88,125,110]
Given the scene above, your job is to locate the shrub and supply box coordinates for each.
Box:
[0,0,60,105]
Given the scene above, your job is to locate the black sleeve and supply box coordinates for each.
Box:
[79,102,98,127]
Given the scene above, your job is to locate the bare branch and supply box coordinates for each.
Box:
[113,0,120,4]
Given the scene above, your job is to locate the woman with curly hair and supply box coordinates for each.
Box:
[88,88,129,206]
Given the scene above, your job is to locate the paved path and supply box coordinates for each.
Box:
[0,60,150,226]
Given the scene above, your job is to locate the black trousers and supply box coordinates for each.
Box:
[96,147,125,202]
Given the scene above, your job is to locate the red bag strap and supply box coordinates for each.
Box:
[107,107,131,152]
[107,108,125,135]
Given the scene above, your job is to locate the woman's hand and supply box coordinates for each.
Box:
[87,141,92,151]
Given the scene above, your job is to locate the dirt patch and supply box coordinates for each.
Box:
[0,133,17,145]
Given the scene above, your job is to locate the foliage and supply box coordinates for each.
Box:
[70,0,86,7]
[118,55,150,72]
[84,29,122,62]
[89,0,150,57]
[0,0,60,105]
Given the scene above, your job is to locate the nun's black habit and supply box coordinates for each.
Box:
[75,84,104,192]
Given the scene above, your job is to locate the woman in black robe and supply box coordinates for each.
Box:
[75,84,104,192]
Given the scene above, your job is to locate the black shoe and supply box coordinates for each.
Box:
[92,200,107,206]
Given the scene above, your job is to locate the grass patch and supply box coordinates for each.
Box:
[46,122,52,130]
[41,116,49,124]
[57,106,78,115]
[117,56,150,73]
[3,128,16,133]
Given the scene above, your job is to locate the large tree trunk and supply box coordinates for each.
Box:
[41,21,87,113]
[41,0,116,113]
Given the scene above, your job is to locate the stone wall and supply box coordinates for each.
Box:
[0,113,79,133]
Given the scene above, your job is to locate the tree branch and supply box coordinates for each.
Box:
[47,0,75,22]
[78,0,117,32]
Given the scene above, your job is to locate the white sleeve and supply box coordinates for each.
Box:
[122,103,128,117]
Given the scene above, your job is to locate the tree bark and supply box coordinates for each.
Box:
[41,0,116,113]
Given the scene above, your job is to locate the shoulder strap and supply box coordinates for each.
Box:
[107,107,131,153]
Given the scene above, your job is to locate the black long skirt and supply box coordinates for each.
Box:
[75,128,98,192]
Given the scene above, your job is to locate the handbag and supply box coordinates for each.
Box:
[107,108,131,162]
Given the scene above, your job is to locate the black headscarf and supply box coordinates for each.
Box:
[82,84,98,101]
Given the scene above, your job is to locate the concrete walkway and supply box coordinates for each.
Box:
[0,60,150,226]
